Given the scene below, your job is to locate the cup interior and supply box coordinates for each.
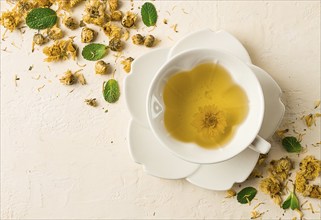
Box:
[146,49,264,164]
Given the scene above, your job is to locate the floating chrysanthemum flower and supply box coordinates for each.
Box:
[191,105,227,138]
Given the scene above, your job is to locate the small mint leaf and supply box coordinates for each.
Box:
[282,192,299,210]
[26,8,57,30]
[237,187,257,204]
[141,2,157,27]
[103,79,120,103]
[282,136,302,153]
[82,43,108,61]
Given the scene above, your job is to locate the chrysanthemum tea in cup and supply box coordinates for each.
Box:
[147,49,270,164]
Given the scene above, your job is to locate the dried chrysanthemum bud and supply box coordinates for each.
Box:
[81,27,96,43]
[260,176,282,197]
[144,35,155,47]
[108,0,118,11]
[121,11,137,28]
[299,155,321,180]
[48,25,64,40]
[83,0,106,26]
[269,156,293,181]
[121,57,134,73]
[32,33,48,52]
[95,60,110,75]
[35,0,53,7]
[33,33,46,45]
[132,34,144,45]
[109,38,122,52]
[43,39,77,62]
[60,70,76,85]
[63,16,79,30]
[14,0,37,16]
[0,11,21,32]
[103,21,122,39]
[111,10,122,21]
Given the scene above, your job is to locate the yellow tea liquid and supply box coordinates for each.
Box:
[163,62,249,148]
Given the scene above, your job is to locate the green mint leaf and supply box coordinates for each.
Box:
[237,187,257,204]
[282,192,299,210]
[141,2,158,27]
[82,43,108,61]
[103,79,120,103]
[26,8,57,30]
[282,136,302,153]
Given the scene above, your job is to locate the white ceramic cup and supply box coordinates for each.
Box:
[146,48,270,164]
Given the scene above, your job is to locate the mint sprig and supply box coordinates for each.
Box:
[82,43,108,61]
[282,191,300,210]
[237,187,257,204]
[26,8,57,30]
[141,2,158,27]
[282,136,302,153]
[103,79,120,103]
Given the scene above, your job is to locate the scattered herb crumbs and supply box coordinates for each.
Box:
[37,84,45,92]
[170,24,178,32]
[250,210,265,219]
[314,100,320,109]
[282,137,302,153]
[225,189,236,198]
[276,128,289,137]
[85,98,98,107]
[14,74,19,86]
[28,65,34,71]
[237,187,257,204]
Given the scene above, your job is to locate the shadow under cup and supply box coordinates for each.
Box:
[147,49,265,164]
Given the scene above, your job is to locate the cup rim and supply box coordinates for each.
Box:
[146,48,265,164]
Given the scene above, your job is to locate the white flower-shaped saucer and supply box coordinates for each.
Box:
[124,29,285,190]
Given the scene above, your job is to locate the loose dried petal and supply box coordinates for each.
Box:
[225,189,236,198]
[76,73,86,85]
[48,25,64,40]
[295,172,307,193]
[121,57,134,73]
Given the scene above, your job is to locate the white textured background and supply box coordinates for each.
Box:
[1,1,320,219]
